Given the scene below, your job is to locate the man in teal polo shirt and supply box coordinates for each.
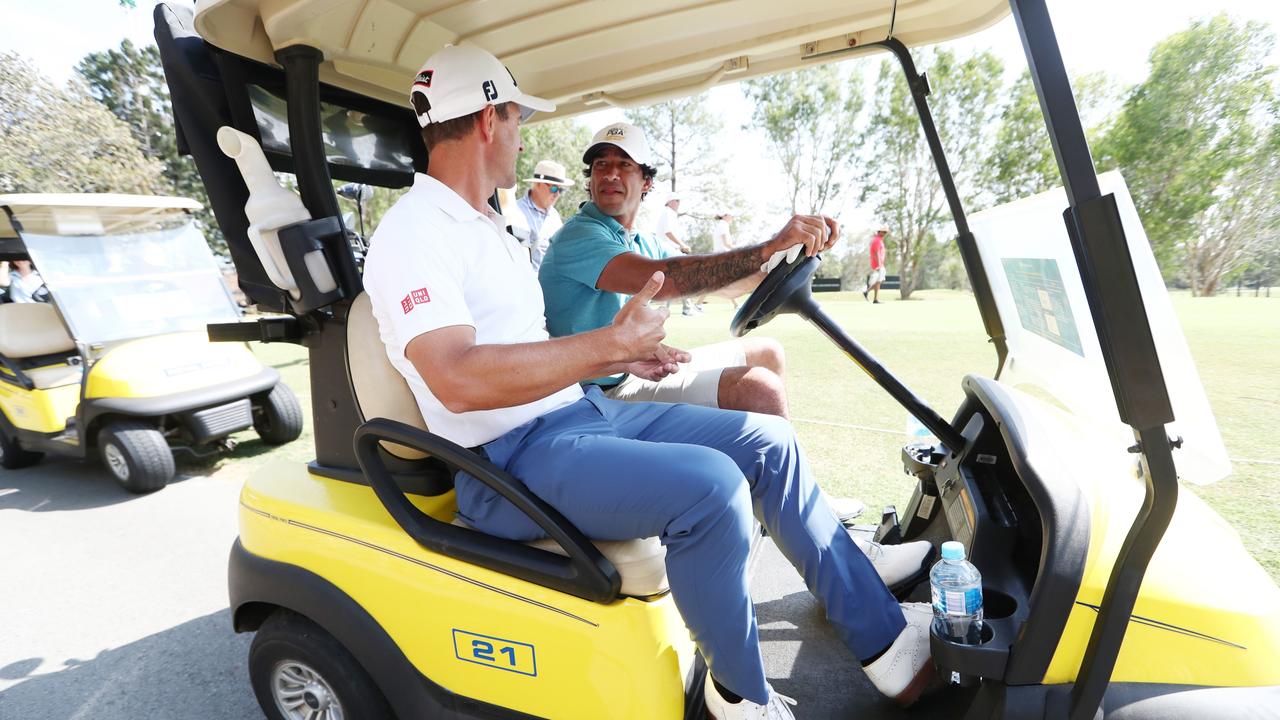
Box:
[539,122,878,524]
[539,121,833,415]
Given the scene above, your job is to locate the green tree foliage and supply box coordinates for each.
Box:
[1096,14,1275,291]
[0,52,167,195]
[76,40,223,251]
[627,94,721,196]
[983,73,1058,205]
[859,49,1003,298]
[981,71,1115,207]
[516,117,594,213]
[743,64,863,215]
[627,94,745,253]
[1185,108,1280,295]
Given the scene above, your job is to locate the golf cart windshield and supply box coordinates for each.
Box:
[20,214,240,346]
[969,172,1230,485]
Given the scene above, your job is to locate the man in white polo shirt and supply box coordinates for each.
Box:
[363,44,936,719]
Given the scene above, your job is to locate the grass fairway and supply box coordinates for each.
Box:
[242,290,1279,581]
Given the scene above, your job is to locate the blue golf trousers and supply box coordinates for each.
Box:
[455,387,905,705]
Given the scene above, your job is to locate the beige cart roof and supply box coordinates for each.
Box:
[193,0,1009,121]
[0,194,201,239]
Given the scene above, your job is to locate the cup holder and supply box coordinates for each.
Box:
[983,588,1017,620]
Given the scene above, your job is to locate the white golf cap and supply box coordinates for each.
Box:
[410,44,554,127]
[583,122,654,168]
[666,192,681,203]
[525,159,575,187]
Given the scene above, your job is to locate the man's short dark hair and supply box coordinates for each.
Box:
[418,101,514,151]
[581,146,658,182]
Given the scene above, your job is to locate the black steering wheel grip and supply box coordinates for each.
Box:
[730,253,822,337]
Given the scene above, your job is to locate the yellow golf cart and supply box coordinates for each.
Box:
[0,194,303,492]
[154,0,1280,717]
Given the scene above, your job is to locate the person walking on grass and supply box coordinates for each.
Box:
[864,228,888,304]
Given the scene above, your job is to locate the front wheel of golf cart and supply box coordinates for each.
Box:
[250,609,392,720]
[0,428,43,470]
[98,420,175,493]
[254,384,304,445]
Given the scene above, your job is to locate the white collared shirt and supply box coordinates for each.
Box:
[364,173,583,448]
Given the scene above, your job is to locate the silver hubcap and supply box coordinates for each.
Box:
[103,443,129,480]
[271,660,344,720]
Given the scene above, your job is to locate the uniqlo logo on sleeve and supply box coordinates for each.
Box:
[402,288,431,314]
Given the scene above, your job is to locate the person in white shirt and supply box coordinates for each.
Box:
[703,211,739,308]
[509,159,572,270]
[712,212,735,251]
[7,260,46,303]
[650,192,699,315]
[363,44,937,720]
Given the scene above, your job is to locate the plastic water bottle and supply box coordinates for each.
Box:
[906,414,935,444]
[930,541,984,644]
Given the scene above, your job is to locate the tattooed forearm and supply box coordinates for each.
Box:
[660,244,765,299]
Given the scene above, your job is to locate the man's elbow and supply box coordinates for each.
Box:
[435,385,481,414]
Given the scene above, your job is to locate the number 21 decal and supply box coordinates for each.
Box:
[453,629,537,677]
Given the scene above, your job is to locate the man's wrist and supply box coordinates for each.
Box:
[596,325,628,364]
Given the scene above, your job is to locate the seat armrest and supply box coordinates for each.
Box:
[354,418,622,603]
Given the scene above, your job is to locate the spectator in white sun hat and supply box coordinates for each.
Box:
[509,159,573,270]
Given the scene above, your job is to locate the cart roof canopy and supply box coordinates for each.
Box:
[194,0,1010,121]
[0,194,202,239]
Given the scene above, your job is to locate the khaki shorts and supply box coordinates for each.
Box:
[868,267,887,284]
[603,339,749,408]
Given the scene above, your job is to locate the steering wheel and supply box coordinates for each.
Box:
[730,253,821,337]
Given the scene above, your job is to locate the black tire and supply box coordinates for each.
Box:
[98,420,174,493]
[254,384,304,446]
[0,425,43,470]
[249,610,392,720]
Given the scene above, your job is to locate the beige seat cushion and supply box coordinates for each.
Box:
[453,518,669,597]
[0,303,75,359]
[25,363,82,390]
[351,292,670,597]
[347,292,429,459]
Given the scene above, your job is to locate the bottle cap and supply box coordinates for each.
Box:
[941,541,966,560]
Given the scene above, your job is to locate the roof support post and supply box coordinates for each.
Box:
[1008,2,1179,718]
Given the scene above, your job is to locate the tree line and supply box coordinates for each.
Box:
[621,13,1279,298]
[1,14,1275,298]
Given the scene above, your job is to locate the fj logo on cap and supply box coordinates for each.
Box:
[415,70,433,88]
[482,80,498,101]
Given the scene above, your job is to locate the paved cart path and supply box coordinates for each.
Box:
[1,455,961,719]
[0,457,259,720]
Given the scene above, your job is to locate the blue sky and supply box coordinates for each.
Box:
[4,0,1278,237]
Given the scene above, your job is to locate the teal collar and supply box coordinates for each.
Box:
[579,202,628,238]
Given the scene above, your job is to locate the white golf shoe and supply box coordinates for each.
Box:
[704,675,797,720]
[820,489,865,522]
[864,602,937,706]
[853,537,935,597]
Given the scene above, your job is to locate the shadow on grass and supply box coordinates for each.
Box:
[0,610,258,720]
